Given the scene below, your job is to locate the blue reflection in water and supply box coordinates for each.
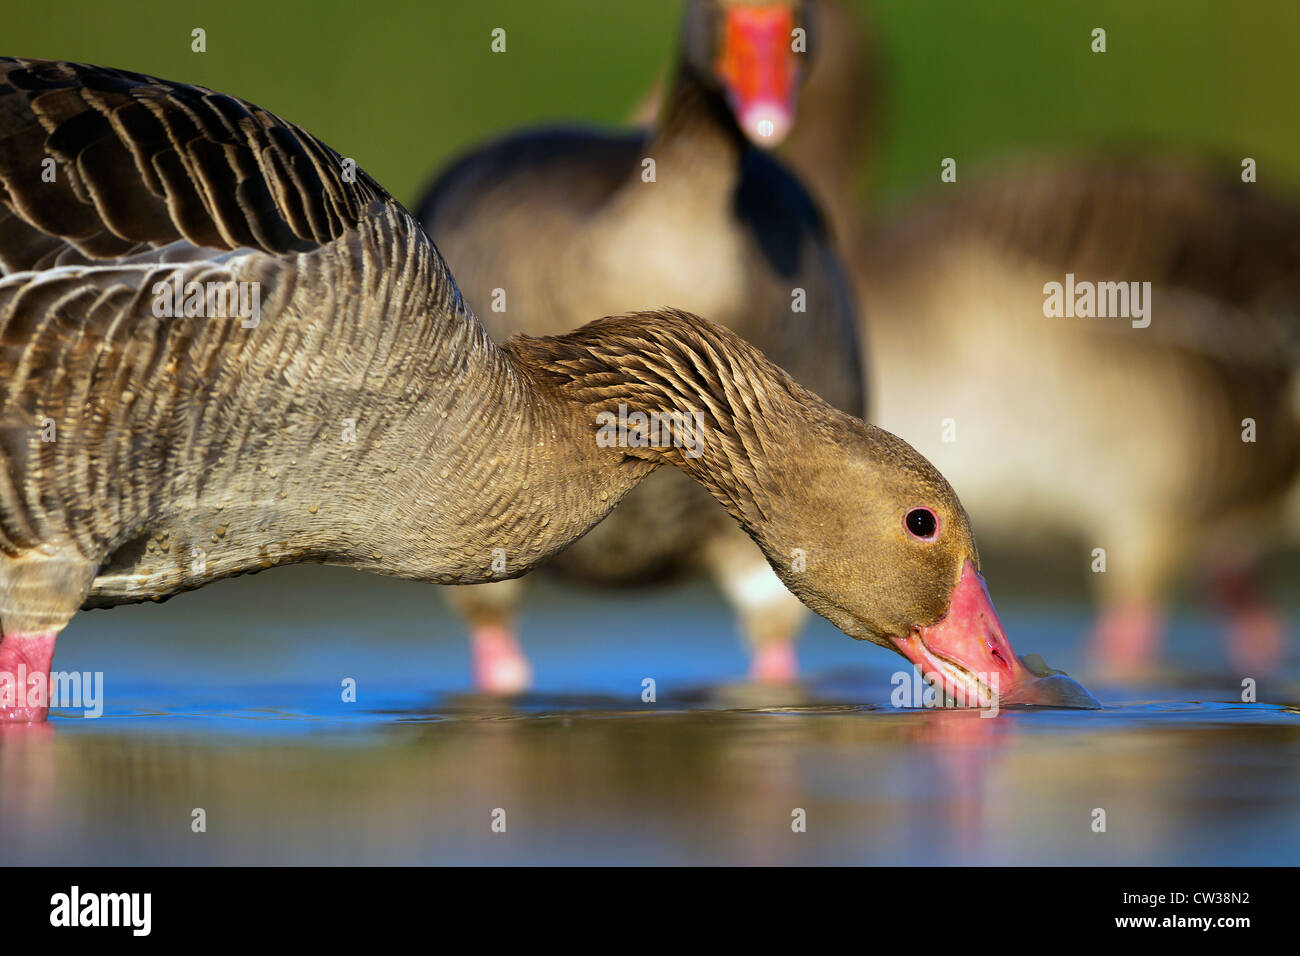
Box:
[1,563,1295,865]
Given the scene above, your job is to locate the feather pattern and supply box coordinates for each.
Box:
[0,57,607,632]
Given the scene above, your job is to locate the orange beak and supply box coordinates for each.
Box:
[890,562,1035,708]
[714,4,800,146]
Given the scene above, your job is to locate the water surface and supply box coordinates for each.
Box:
[1,563,1296,865]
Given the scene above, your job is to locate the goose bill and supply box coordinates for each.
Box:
[890,562,1033,708]
[715,4,799,146]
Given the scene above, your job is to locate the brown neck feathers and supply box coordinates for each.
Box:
[503,308,842,533]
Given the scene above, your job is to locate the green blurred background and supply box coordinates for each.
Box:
[9,0,1300,212]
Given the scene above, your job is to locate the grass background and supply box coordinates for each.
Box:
[8,0,1299,211]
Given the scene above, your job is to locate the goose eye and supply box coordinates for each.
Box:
[905,507,939,540]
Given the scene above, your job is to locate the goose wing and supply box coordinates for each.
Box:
[0,56,409,268]
[0,58,470,565]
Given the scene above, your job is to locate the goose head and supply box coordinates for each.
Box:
[512,309,1037,707]
[759,421,1034,706]
[682,0,810,147]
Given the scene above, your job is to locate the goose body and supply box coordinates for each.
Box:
[0,57,1039,721]
[415,0,862,689]
[0,58,650,624]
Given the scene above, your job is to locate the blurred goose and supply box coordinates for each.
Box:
[415,0,862,691]
[629,0,878,248]
[761,1,1300,676]
[861,159,1300,676]
[0,57,1034,721]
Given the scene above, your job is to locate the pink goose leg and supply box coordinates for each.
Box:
[1209,564,1287,675]
[0,631,59,723]
[734,571,806,685]
[470,625,532,695]
[704,532,807,685]
[1086,601,1164,680]
[446,581,533,695]
[750,640,799,685]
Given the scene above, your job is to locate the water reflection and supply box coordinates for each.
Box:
[2,691,1296,865]
[1,564,1296,865]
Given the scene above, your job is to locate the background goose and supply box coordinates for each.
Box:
[757,0,1300,677]
[860,160,1300,676]
[0,57,1039,722]
[415,0,862,691]
[629,0,877,249]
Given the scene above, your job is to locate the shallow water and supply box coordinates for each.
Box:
[1,563,1297,865]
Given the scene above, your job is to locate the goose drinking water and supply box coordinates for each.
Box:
[0,56,1060,722]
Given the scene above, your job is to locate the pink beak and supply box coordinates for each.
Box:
[714,5,799,147]
[890,561,1033,707]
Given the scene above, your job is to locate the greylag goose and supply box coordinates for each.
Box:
[415,0,862,690]
[760,1,1300,677]
[859,159,1300,676]
[0,57,1034,721]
